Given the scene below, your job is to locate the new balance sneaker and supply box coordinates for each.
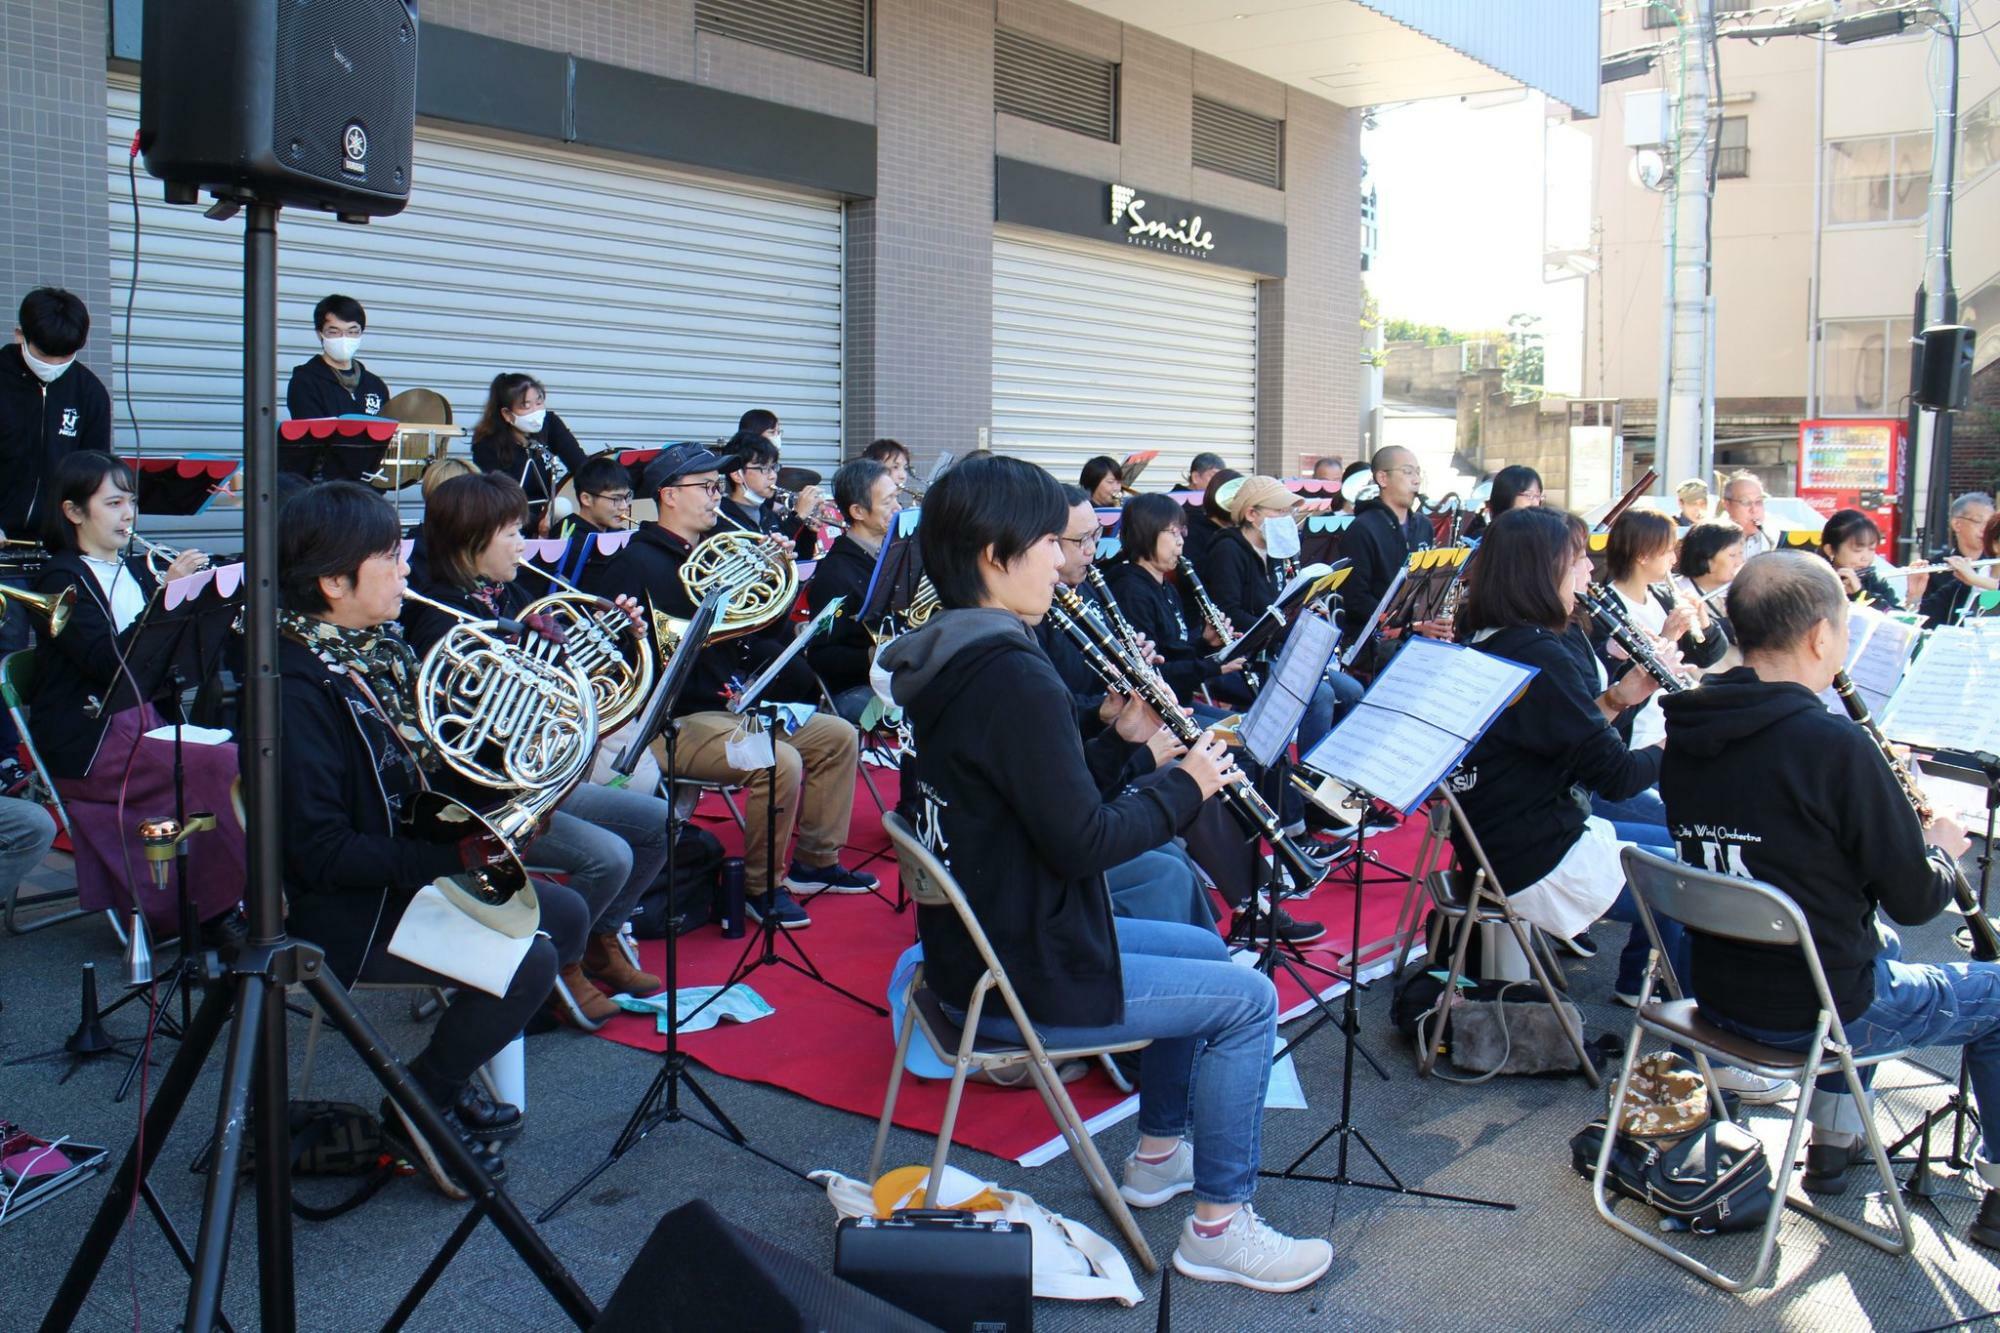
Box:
[1120,1141,1195,1208]
[1229,904,1328,946]
[746,883,812,930]
[1172,1206,1334,1294]
[783,860,880,896]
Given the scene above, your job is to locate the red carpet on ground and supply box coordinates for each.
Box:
[594,769,1426,1163]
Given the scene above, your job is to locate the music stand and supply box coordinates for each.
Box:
[1212,562,1349,675]
[125,456,241,517]
[276,417,395,485]
[680,601,887,1028]
[1270,637,1534,1213]
[858,510,925,633]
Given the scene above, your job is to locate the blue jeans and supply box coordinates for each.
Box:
[974,918,1277,1205]
[830,684,875,727]
[1705,928,2000,1171]
[0,794,55,900]
[534,782,674,947]
[1105,846,1218,930]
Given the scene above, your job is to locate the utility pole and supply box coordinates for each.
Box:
[1660,0,1716,492]
[1905,0,1961,556]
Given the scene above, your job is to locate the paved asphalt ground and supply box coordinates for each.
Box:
[6,846,2000,1332]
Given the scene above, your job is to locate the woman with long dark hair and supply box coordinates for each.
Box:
[403,472,672,1030]
[29,451,245,941]
[469,372,589,536]
[878,453,1330,1294]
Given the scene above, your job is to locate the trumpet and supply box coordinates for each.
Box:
[0,582,74,636]
[1050,585,1328,893]
[130,533,209,578]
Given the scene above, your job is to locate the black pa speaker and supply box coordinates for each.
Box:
[139,0,417,220]
[592,1200,941,1332]
[1915,324,1978,412]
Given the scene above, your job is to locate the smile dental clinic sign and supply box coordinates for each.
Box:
[1110,183,1216,259]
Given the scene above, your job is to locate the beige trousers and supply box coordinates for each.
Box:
[663,710,859,895]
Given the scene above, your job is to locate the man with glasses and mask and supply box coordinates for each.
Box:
[589,443,874,930]
[1918,491,1997,628]
[286,294,389,421]
[1342,446,1450,664]
[718,430,821,560]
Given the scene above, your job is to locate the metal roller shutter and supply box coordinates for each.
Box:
[991,227,1257,484]
[106,81,844,529]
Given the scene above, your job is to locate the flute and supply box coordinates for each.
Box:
[1883,556,2000,580]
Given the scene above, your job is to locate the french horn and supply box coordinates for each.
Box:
[515,559,656,732]
[653,529,796,657]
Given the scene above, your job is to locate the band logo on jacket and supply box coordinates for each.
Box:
[913,778,952,864]
[59,407,79,437]
[1446,766,1477,794]
[1672,822,1762,882]
[365,393,382,414]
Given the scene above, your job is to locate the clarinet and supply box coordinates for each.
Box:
[1832,672,2000,962]
[1576,583,1695,694]
[1177,557,1236,644]
[1051,585,1326,891]
[1084,565,1147,661]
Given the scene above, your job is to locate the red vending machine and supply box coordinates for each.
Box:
[1797,419,1903,553]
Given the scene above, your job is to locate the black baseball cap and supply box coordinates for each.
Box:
[642,441,725,495]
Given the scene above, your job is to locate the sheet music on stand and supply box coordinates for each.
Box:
[1817,603,1921,717]
[1879,624,2000,754]
[728,598,843,716]
[1301,636,1537,813]
[1239,611,1339,769]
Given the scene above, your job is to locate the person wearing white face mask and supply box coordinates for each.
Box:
[470,371,588,537]
[3,287,112,543]
[285,293,392,421]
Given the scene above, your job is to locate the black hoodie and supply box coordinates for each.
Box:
[881,609,1204,1026]
[804,531,878,693]
[1342,497,1434,640]
[0,344,112,534]
[285,355,390,421]
[1103,560,1220,699]
[1660,667,1957,1026]
[1452,623,1660,893]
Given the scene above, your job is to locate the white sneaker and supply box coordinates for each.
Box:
[1711,1065,1795,1106]
[1172,1206,1334,1294]
[1120,1141,1195,1207]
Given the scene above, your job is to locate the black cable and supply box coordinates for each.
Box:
[122,132,143,459]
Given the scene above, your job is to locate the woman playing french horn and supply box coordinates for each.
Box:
[400,472,672,1030]
[277,480,578,1191]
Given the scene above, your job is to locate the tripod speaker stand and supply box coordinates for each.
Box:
[41,199,599,1333]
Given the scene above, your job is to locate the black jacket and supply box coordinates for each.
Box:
[278,636,464,980]
[1103,560,1217,699]
[881,610,1203,1025]
[1033,610,1110,736]
[1342,498,1434,640]
[804,533,878,694]
[1452,624,1661,893]
[30,552,168,779]
[1918,547,1981,627]
[586,523,811,714]
[399,575,531,657]
[1661,668,1956,1027]
[720,493,818,562]
[471,412,589,533]
[0,345,112,534]
[1196,527,1276,636]
[285,355,389,421]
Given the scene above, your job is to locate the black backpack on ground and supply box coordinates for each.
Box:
[630,824,727,937]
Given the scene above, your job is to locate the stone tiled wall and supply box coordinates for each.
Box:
[4,0,111,381]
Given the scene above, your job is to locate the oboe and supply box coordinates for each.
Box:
[1832,672,2000,962]
[1051,585,1326,891]
[1576,583,1695,693]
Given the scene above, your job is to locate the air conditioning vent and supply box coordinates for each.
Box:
[995,29,1117,142]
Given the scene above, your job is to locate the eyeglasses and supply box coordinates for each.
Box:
[584,491,634,506]
[1387,466,1423,480]
[672,480,724,497]
[1057,534,1097,552]
[745,463,778,475]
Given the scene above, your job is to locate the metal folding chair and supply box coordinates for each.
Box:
[870,812,1158,1273]
[1594,847,1916,1291]
[1415,789,1600,1086]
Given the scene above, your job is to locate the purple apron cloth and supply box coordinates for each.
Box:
[55,703,245,932]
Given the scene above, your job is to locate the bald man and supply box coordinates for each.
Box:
[1660,552,1995,1230]
[1720,473,1772,557]
[1341,446,1446,659]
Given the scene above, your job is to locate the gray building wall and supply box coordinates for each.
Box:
[4,0,110,382]
[16,0,1364,474]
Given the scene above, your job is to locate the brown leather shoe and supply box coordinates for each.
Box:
[552,963,620,1031]
[583,932,662,996]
